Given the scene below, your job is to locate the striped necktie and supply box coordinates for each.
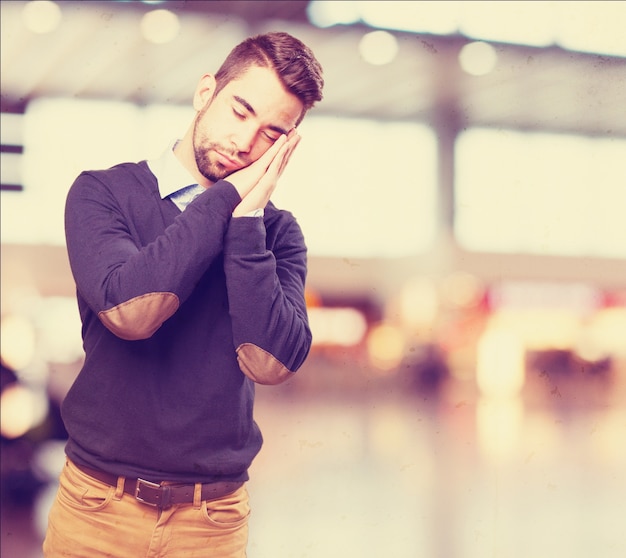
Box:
[169,184,205,211]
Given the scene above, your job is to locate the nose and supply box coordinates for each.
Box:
[231,123,257,155]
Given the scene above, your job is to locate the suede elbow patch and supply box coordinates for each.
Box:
[236,343,291,385]
[99,292,179,340]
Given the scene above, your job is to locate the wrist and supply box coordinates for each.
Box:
[233,208,264,218]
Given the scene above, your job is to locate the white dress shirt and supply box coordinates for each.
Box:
[147,142,263,217]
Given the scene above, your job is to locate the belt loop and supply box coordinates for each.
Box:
[193,483,202,509]
[114,476,125,500]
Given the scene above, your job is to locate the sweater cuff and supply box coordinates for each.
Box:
[195,180,241,214]
[224,216,266,254]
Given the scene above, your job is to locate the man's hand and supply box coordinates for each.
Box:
[229,130,301,217]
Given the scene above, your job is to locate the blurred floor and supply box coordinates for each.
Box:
[248,388,626,558]
[2,385,625,558]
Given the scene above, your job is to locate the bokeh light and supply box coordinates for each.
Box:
[0,383,49,439]
[22,1,61,34]
[1,313,37,371]
[359,30,399,66]
[367,323,405,371]
[140,9,180,44]
[458,41,498,76]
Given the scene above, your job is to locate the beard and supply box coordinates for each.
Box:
[193,140,232,183]
[192,104,248,183]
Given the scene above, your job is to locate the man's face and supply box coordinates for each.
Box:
[192,65,304,183]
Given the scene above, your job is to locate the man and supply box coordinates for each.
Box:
[43,32,324,557]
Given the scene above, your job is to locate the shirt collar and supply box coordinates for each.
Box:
[147,140,199,199]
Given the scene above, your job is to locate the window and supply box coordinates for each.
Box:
[2,100,437,259]
[276,116,437,258]
[455,128,626,258]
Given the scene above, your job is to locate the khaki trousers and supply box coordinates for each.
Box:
[42,459,249,557]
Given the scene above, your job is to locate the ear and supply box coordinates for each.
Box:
[192,74,217,111]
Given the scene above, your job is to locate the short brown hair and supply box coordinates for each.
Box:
[214,32,324,124]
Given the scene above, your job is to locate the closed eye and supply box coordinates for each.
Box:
[263,131,281,142]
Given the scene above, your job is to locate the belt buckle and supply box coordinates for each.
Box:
[135,478,161,507]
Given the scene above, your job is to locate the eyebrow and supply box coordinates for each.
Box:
[233,95,289,136]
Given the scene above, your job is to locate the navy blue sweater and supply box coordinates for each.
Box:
[62,161,311,483]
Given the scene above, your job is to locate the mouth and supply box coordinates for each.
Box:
[215,151,241,171]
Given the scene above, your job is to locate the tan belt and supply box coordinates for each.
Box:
[74,461,243,509]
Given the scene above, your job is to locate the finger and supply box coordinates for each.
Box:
[264,141,292,181]
[263,133,287,164]
[250,133,300,197]
[276,134,301,176]
[227,136,286,198]
[251,134,288,174]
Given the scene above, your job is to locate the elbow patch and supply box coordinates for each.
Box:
[236,343,292,385]
[98,292,179,340]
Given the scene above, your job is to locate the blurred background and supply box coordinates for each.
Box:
[1,1,625,556]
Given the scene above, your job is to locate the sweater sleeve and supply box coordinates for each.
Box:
[65,169,241,341]
[223,214,312,385]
